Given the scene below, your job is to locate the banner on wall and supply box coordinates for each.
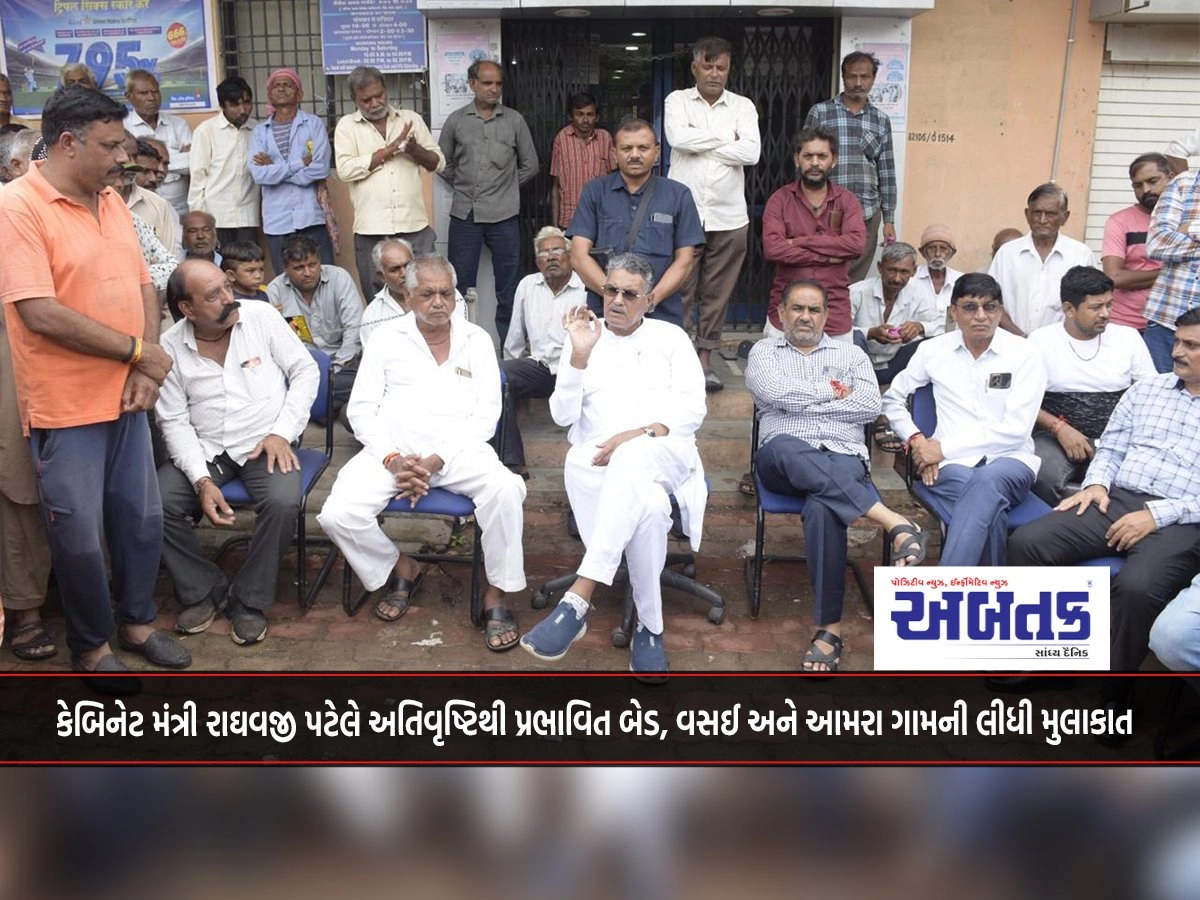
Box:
[860,41,908,130]
[0,0,216,116]
[319,0,426,75]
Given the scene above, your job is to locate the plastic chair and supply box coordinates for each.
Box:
[214,347,339,612]
[742,410,885,619]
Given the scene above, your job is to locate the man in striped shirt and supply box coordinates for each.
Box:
[804,51,897,284]
[549,92,613,231]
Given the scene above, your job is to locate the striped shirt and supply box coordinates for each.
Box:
[803,95,896,222]
[746,334,880,462]
[1083,373,1200,527]
[1145,170,1200,330]
[550,124,614,229]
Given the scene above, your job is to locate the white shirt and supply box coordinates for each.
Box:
[663,87,760,231]
[156,301,319,486]
[882,329,1047,475]
[988,232,1098,335]
[550,317,708,546]
[127,183,181,260]
[124,109,193,217]
[188,112,260,228]
[911,263,961,330]
[360,284,466,347]
[849,276,943,368]
[334,106,445,235]
[349,314,500,474]
[502,271,585,374]
[1027,322,1157,392]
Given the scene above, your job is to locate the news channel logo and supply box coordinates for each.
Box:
[873,567,1111,670]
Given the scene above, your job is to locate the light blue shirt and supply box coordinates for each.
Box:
[248,109,331,235]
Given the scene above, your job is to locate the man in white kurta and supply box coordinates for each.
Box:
[520,253,707,674]
[317,257,526,638]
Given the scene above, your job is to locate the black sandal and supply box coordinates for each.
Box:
[887,522,928,567]
[873,422,905,453]
[8,622,58,661]
[483,606,520,653]
[738,470,757,496]
[802,628,844,673]
[374,570,424,622]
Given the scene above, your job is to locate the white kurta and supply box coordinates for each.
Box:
[550,318,707,633]
[317,314,525,593]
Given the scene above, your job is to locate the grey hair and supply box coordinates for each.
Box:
[605,252,655,294]
[60,62,97,88]
[879,241,918,267]
[533,225,566,252]
[347,66,385,100]
[405,255,458,295]
[372,237,413,274]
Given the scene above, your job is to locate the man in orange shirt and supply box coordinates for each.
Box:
[0,86,189,675]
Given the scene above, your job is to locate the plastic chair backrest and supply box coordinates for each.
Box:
[308,348,333,426]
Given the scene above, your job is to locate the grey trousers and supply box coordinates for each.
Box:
[159,453,301,612]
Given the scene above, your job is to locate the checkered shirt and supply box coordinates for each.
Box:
[803,95,896,222]
[1145,169,1200,329]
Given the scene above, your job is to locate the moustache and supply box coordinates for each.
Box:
[926,258,947,271]
[217,301,242,323]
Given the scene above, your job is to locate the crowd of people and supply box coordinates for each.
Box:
[0,39,1196,703]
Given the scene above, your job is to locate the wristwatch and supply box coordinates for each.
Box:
[643,426,657,438]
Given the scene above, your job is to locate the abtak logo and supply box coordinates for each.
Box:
[874,567,1111,671]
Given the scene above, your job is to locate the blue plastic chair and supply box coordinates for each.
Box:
[215,347,338,612]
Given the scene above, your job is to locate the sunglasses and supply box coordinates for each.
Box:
[601,284,647,302]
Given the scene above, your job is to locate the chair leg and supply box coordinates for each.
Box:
[469,520,484,627]
[533,571,579,610]
[750,503,767,618]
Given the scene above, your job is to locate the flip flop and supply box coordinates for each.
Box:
[873,422,905,453]
[738,470,757,497]
[483,606,520,653]
[7,622,58,661]
[374,570,425,622]
[887,522,928,567]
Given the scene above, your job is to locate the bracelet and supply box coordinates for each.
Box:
[129,337,144,366]
[193,476,212,495]
[903,432,924,454]
[122,335,138,363]
[382,451,400,469]
[1051,416,1067,435]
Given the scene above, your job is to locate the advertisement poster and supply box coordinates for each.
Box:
[319,0,426,75]
[861,41,908,129]
[434,31,489,116]
[0,0,215,116]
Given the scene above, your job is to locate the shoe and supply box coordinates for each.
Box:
[704,370,724,393]
[984,676,1076,694]
[630,624,669,683]
[229,600,268,646]
[176,585,228,635]
[71,653,141,695]
[520,596,588,662]
[117,629,192,669]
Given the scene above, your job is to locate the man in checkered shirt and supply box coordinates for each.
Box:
[804,51,896,285]
[1009,306,1200,688]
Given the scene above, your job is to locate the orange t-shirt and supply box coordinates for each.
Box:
[0,162,150,433]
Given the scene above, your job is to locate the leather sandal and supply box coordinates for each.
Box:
[483,606,520,653]
[374,570,424,622]
[802,628,844,673]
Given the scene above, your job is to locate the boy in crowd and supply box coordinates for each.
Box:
[221,241,269,304]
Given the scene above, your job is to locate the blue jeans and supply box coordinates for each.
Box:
[447,213,521,344]
[29,413,163,655]
[1149,573,1200,674]
[1143,321,1176,374]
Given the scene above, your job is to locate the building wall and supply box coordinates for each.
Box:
[903,0,1106,273]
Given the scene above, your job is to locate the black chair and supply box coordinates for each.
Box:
[742,410,885,619]
[341,376,510,625]
[532,483,725,648]
[214,347,338,612]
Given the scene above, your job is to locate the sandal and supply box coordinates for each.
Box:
[8,621,58,661]
[738,470,757,497]
[887,521,928,567]
[873,422,905,453]
[802,628,843,673]
[374,570,425,622]
[483,606,520,653]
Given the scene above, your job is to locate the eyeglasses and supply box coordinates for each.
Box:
[601,284,647,302]
[535,247,567,259]
[956,301,1001,315]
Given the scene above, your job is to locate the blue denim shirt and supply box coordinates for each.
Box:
[248,110,331,235]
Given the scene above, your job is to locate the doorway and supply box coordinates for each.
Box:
[501,15,835,328]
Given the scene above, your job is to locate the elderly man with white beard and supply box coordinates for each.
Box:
[520,253,707,675]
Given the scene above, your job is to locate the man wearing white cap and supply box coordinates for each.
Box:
[911,224,962,330]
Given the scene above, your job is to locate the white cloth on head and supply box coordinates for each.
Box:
[318,313,525,593]
[987,232,1097,334]
[550,317,707,632]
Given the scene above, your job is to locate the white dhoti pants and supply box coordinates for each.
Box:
[566,436,698,635]
[318,444,527,594]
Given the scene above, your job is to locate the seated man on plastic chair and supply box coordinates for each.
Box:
[157,259,319,645]
[317,255,527,652]
[747,278,927,672]
[881,272,1047,565]
[520,253,707,675]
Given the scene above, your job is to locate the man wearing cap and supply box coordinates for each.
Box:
[249,68,333,274]
[911,224,963,331]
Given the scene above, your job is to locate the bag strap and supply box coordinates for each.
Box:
[620,174,658,253]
